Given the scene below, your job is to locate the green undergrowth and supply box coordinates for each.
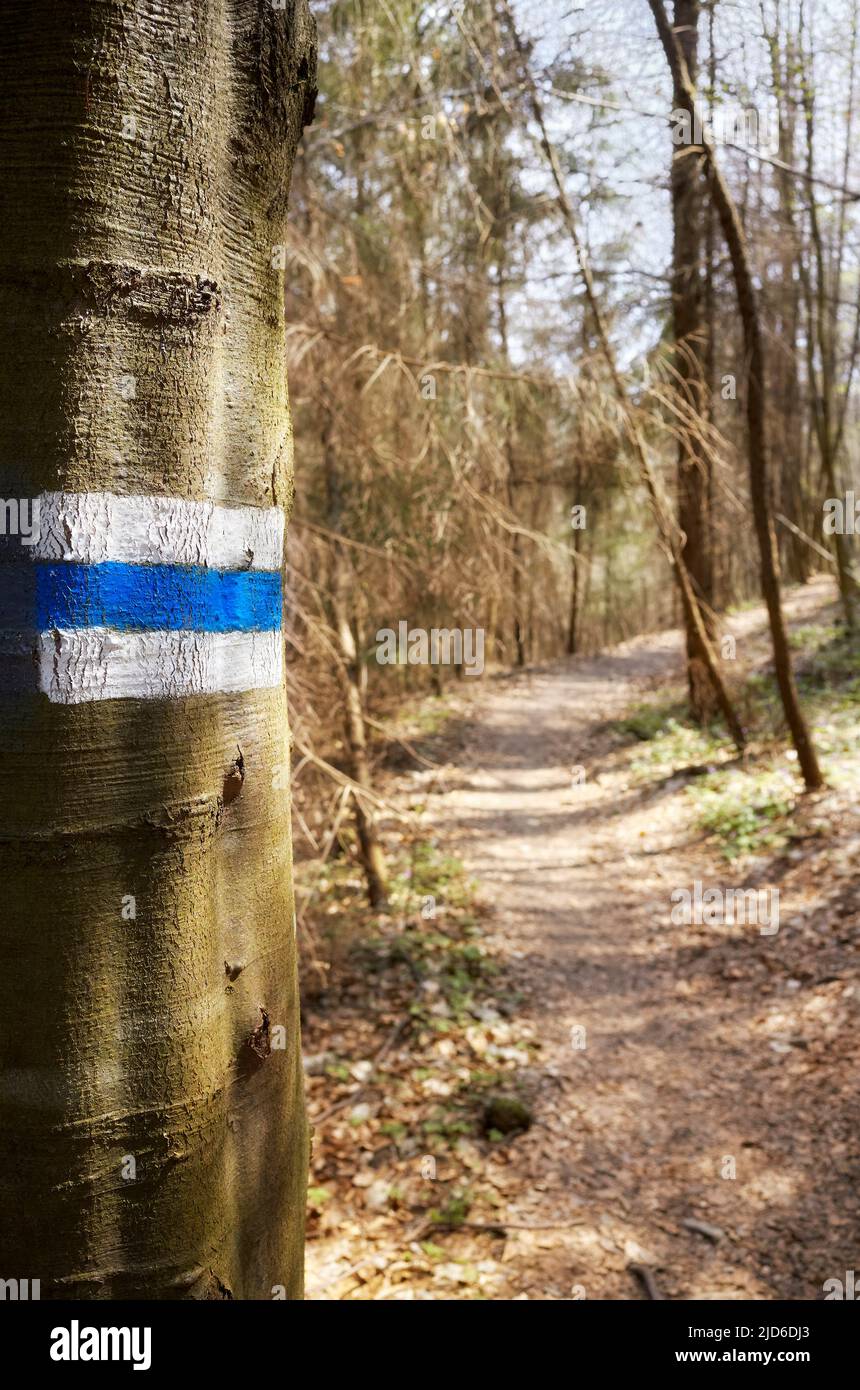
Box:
[297,832,484,978]
[758,622,860,784]
[688,768,799,861]
[610,619,860,859]
[615,691,733,794]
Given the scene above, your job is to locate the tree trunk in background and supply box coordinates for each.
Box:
[322,414,388,909]
[703,0,721,602]
[669,0,716,721]
[330,580,389,909]
[773,198,808,583]
[765,22,808,580]
[505,438,526,667]
[497,274,526,667]
[799,27,860,628]
[503,0,746,752]
[0,0,316,1298]
[650,0,823,791]
[762,12,817,584]
[567,467,583,656]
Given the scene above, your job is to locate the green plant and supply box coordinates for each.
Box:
[689,769,798,860]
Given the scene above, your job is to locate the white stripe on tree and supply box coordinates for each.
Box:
[36,628,284,703]
[30,492,284,571]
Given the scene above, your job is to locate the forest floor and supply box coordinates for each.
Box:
[300,575,860,1300]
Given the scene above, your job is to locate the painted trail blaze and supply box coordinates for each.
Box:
[34,561,282,633]
[0,491,285,703]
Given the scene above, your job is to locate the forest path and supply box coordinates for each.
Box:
[413,577,857,1299]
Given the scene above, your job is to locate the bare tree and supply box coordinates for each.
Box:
[649,0,823,791]
[501,0,746,751]
[668,0,718,719]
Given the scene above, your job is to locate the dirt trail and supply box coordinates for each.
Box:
[304,578,859,1299]
[412,578,859,1300]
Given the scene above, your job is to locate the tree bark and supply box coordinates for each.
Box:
[0,0,317,1298]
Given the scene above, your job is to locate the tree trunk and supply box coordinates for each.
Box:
[761,11,816,584]
[567,510,581,655]
[322,415,388,909]
[649,0,823,791]
[799,30,860,627]
[498,281,526,667]
[0,0,317,1298]
[669,0,716,720]
[330,583,389,909]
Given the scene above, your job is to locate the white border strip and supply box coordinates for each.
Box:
[30,492,284,571]
[36,628,283,703]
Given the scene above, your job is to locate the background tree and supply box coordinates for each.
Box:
[650,0,823,790]
[668,0,719,719]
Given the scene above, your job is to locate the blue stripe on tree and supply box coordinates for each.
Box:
[31,562,282,633]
